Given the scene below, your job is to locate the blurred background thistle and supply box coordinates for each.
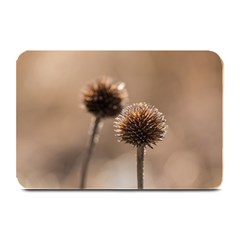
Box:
[80,76,128,188]
[115,102,167,189]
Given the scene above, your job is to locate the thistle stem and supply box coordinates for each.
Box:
[80,116,101,188]
[137,145,145,189]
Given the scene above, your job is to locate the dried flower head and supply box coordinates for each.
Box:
[114,102,167,148]
[82,76,128,118]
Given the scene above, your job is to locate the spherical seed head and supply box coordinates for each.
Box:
[82,76,128,118]
[114,102,168,148]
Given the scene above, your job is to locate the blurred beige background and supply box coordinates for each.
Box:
[17,51,222,189]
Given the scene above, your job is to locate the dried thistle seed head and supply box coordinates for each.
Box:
[82,76,128,118]
[114,102,167,148]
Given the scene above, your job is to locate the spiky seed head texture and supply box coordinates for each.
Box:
[114,102,167,148]
[82,76,128,118]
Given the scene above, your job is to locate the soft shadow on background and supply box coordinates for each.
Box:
[17,51,222,189]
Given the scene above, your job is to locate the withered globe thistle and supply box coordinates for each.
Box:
[114,102,168,189]
[82,76,128,118]
[80,76,128,189]
[114,102,167,149]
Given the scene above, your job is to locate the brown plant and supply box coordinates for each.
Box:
[114,102,168,189]
[80,76,128,188]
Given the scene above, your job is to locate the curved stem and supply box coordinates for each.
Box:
[80,116,101,189]
[137,145,145,189]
